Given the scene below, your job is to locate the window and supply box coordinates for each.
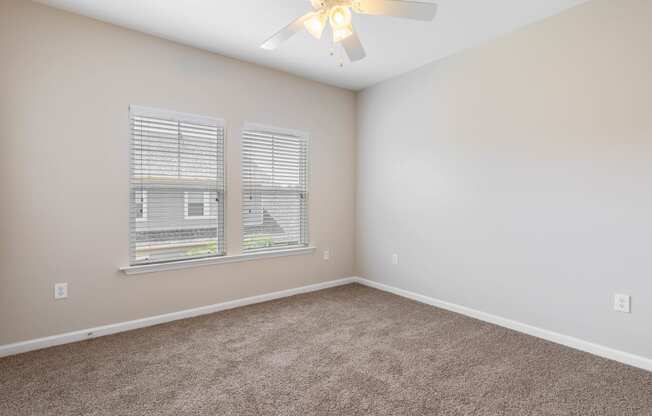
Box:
[184,191,214,219]
[241,124,309,252]
[129,106,225,265]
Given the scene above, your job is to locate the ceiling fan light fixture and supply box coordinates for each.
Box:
[333,25,354,43]
[304,11,327,39]
[261,0,438,63]
[329,5,352,29]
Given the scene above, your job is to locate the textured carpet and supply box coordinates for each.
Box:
[1,284,651,415]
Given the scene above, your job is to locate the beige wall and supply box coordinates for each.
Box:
[0,0,356,345]
[356,0,652,358]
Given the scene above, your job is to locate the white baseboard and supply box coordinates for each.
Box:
[354,277,652,372]
[3,276,650,373]
[0,277,357,358]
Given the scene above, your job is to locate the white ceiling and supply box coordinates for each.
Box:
[34,0,590,91]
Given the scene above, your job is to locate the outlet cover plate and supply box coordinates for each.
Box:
[614,293,631,313]
[54,283,68,300]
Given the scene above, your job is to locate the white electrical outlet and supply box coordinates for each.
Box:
[614,293,631,313]
[392,253,399,265]
[323,249,330,261]
[54,283,68,300]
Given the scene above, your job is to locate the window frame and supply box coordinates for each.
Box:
[128,105,226,267]
[120,114,318,275]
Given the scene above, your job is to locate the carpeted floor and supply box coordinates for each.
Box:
[1,284,651,415]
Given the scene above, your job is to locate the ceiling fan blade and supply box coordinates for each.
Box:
[261,12,313,50]
[341,31,366,62]
[353,0,437,21]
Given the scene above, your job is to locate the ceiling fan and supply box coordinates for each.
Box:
[261,0,438,63]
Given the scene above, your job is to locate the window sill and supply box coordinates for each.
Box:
[120,246,316,276]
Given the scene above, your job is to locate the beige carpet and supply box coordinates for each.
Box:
[1,284,651,415]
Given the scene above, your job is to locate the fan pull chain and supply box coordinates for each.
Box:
[329,38,344,68]
[338,43,344,68]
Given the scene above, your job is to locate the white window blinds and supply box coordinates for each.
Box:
[129,106,225,265]
[242,125,309,252]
